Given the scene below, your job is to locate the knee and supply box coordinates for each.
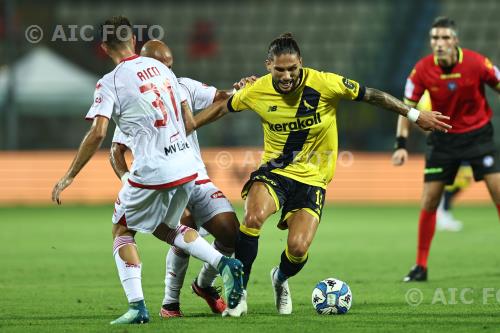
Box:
[422,194,441,211]
[112,224,133,239]
[287,237,311,258]
[244,209,267,229]
[216,232,237,250]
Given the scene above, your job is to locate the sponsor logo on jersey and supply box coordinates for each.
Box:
[269,113,321,132]
[268,105,278,112]
[92,94,103,108]
[210,190,226,199]
[164,141,190,156]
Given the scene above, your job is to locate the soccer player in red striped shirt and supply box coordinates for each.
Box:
[392,17,500,282]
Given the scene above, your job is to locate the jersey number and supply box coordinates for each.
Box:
[139,80,180,127]
[315,189,323,207]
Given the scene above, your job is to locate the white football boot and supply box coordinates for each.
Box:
[222,290,247,317]
[437,209,463,232]
[270,266,292,315]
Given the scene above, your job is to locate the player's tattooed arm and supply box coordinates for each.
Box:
[363,88,413,117]
[363,87,451,133]
[52,116,109,204]
[110,142,130,180]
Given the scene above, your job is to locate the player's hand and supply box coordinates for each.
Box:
[392,149,408,166]
[51,175,74,205]
[416,111,451,133]
[233,75,258,91]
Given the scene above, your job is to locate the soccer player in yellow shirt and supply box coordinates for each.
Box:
[193,33,451,316]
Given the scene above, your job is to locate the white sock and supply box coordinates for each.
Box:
[173,226,223,269]
[197,241,233,288]
[113,236,144,303]
[163,246,190,305]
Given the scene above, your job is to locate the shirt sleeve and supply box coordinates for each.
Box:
[178,84,188,103]
[112,126,130,146]
[404,66,426,106]
[185,78,217,110]
[228,85,251,113]
[480,56,500,89]
[85,80,115,120]
[323,72,364,101]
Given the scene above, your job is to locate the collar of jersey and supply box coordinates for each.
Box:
[433,47,463,66]
[120,54,140,62]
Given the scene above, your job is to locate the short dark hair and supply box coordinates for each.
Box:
[431,16,457,34]
[100,16,133,48]
[267,32,301,60]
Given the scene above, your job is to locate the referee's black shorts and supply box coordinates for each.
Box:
[424,122,500,184]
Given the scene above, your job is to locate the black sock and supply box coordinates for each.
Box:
[278,250,308,279]
[443,188,460,211]
[162,302,180,311]
[235,230,259,288]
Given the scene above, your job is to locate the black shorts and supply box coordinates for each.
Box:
[241,169,326,229]
[425,122,500,184]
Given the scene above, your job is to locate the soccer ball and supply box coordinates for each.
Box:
[311,278,352,315]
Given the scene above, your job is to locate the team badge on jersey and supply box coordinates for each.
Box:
[342,77,355,90]
[447,81,457,91]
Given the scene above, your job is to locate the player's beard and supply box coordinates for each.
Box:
[272,72,302,95]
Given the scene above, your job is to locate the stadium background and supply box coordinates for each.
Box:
[0,0,498,204]
[1,1,500,332]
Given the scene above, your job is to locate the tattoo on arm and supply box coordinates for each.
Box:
[363,87,410,116]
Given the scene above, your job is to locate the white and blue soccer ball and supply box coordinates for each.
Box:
[311,278,352,315]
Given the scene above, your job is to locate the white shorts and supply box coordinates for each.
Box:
[186,181,234,228]
[112,180,195,233]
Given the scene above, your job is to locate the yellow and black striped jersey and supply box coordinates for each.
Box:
[228,67,364,188]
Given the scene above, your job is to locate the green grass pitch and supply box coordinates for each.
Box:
[1,204,499,332]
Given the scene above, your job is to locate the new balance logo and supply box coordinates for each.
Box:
[268,105,278,112]
[269,113,321,132]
